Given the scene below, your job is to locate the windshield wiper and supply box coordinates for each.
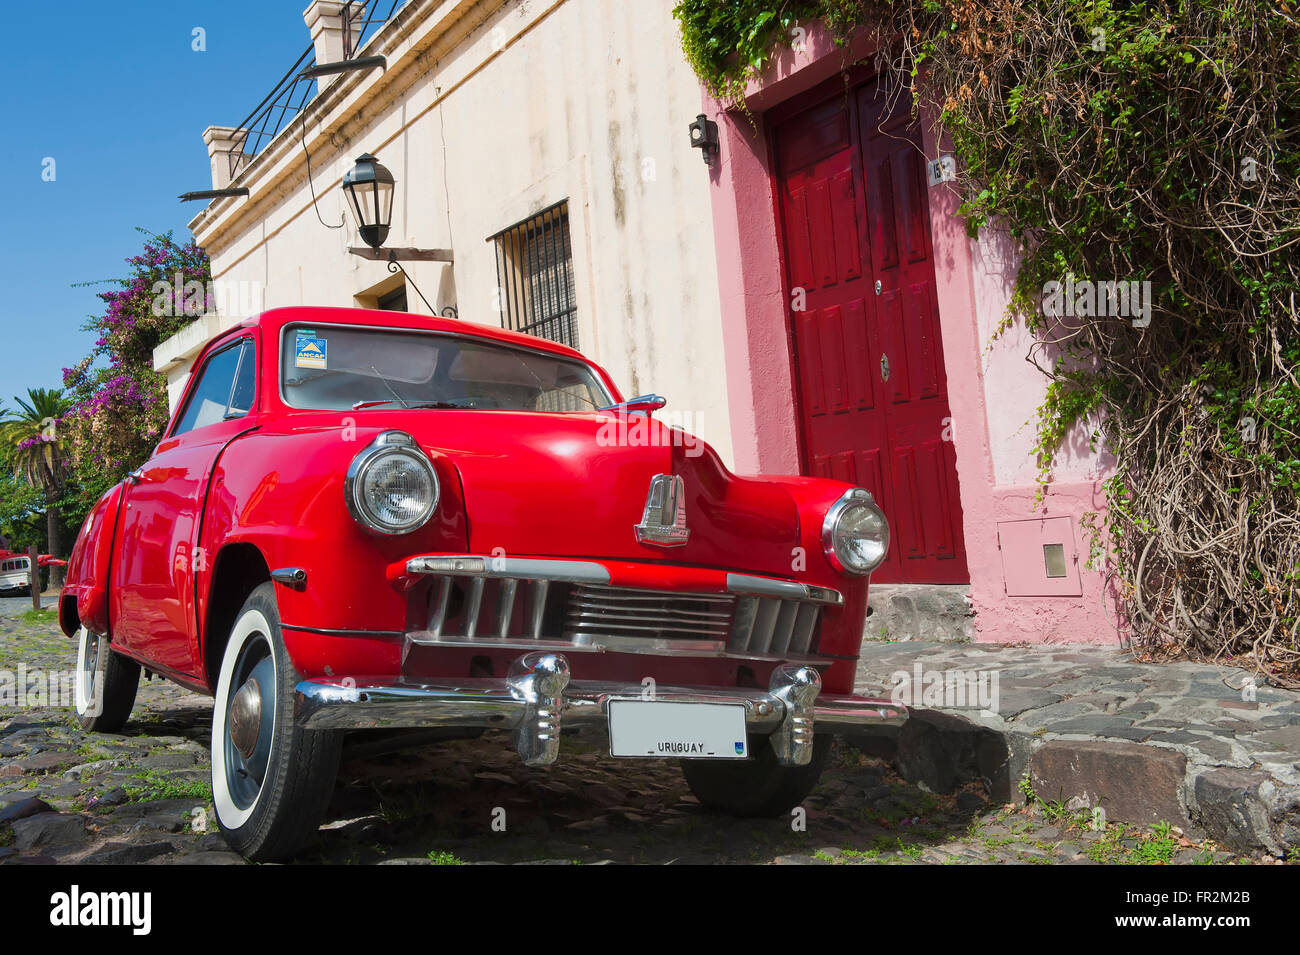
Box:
[351,399,468,410]
[505,352,604,410]
[373,366,410,409]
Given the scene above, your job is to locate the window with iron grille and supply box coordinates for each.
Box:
[490,201,578,349]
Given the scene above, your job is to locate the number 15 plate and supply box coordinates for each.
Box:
[607,700,748,759]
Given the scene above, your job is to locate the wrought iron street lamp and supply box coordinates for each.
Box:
[342,153,395,249]
[341,152,456,317]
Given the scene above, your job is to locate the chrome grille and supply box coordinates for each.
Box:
[729,596,821,656]
[409,572,824,658]
[423,574,555,640]
[564,585,735,643]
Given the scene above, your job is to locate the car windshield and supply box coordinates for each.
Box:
[280,324,613,412]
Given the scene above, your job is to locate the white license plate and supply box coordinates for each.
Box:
[607,700,748,759]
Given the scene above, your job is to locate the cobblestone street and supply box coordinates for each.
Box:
[0,603,1276,865]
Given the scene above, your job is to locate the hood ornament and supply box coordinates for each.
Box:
[635,474,689,547]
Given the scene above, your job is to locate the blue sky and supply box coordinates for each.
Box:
[0,2,320,406]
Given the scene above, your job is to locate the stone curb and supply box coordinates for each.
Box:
[881,707,1299,855]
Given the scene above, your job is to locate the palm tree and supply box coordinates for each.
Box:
[0,388,71,589]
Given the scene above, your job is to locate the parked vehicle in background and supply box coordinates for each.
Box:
[0,552,32,596]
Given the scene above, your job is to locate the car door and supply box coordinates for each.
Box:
[110,336,258,678]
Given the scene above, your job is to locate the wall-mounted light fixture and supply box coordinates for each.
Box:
[342,152,455,316]
[342,152,395,249]
[342,153,454,262]
[688,113,719,166]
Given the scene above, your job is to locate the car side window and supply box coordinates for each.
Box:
[228,341,256,415]
[173,340,254,436]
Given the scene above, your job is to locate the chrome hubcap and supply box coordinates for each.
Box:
[223,638,276,811]
[228,677,262,760]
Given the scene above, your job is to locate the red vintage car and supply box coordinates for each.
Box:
[59,306,903,860]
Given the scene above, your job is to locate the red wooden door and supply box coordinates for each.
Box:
[773,83,968,584]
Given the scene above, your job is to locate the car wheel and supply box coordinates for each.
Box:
[74,625,140,732]
[211,582,342,862]
[680,734,832,818]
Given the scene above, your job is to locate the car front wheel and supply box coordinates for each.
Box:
[211,582,342,862]
[74,626,140,732]
[680,734,832,817]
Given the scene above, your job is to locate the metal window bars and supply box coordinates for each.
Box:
[225,0,410,182]
[489,201,579,350]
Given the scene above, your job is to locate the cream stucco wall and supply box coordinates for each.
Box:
[158,0,733,464]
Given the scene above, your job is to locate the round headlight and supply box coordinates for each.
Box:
[822,488,890,575]
[345,431,439,534]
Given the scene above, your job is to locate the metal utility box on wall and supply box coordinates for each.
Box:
[996,517,1082,597]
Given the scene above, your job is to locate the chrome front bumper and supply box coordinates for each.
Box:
[293,651,906,768]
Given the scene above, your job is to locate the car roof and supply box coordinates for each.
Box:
[201,306,590,363]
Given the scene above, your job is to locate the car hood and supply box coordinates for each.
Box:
[389,410,803,575]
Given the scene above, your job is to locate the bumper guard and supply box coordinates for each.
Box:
[293,651,906,767]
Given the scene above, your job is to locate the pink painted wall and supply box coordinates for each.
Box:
[700,25,1122,645]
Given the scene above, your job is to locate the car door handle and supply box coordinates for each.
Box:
[879,353,891,382]
[125,468,144,485]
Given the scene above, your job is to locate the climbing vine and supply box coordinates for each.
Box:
[60,230,209,524]
[675,1,1300,678]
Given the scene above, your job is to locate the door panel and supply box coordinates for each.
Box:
[906,281,941,401]
[111,338,257,676]
[112,427,236,675]
[773,82,969,583]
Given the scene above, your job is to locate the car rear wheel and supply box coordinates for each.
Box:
[680,734,831,817]
[211,582,342,862]
[74,626,140,732]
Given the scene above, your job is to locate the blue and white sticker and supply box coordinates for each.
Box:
[295,335,327,370]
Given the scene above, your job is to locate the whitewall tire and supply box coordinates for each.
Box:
[211,582,342,861]
[74,625,139,732]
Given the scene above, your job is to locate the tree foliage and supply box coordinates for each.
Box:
[61,230,209,523]
[0,388,70,492]
[0,388,72,573]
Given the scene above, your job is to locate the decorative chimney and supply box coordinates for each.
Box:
[202,126,249,190]
[303,1,367,90]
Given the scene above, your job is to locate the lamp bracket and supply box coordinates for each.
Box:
[179,187,250,202]
[347,246,454,262]
[299,55,387,80]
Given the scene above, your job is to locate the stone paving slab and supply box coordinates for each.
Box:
[0,613,1290,864]
[855,641,1300,855]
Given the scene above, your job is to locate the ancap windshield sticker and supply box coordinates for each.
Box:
[295,335,328,370]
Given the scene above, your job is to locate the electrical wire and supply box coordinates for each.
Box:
[301,114,345,230]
